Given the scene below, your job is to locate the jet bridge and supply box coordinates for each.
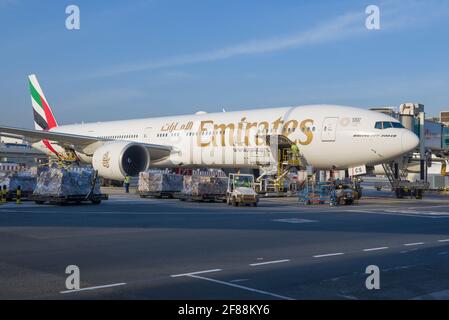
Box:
[371,103,449,198]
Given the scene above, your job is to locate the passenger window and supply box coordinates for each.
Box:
[375,122,382,129]
[383,122,393,129]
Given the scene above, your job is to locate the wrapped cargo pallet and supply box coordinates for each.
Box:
[138,171,183,193]
[33,166,101,197]
[0,172,37,193]
[182,175,228,196]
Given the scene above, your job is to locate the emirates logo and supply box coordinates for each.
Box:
[102,152,110,168]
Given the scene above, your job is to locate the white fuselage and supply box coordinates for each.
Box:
[32,104,419,170]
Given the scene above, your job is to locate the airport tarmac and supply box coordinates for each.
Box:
[1,187,449,300]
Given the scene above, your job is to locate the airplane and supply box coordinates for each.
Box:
[0,75,419,181]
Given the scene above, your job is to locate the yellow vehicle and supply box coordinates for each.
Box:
[226,174,259,207]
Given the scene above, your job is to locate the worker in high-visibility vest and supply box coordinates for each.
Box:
[291,143,299,155]
[290,143,300,162]
[16,186,22,205]
[124,176,130,193]
[1,185,7,203]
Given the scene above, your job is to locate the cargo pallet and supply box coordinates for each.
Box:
[176,192,226,203]
[29,194,108,205]
[138,191,178,199]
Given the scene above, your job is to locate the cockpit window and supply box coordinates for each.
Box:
[391,122,404,128]
[375,121,403,129]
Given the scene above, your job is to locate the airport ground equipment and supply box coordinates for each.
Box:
[31,165,108,205]
[382,162,428,199]
[177,175,228,202]
[226,173,259,206]
[138,171,183,199]
[334,183,356,205]
[29,193,108,205]
[298,180,337,205]
[256,136,306,195]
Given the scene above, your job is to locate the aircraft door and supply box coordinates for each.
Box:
[321,117,339,142]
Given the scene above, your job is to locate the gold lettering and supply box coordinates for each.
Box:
[256,122,269,146]
[272,117,284,133]
[214,123,235,146]
[237,117,247,146]
[297,119,314,145]
[245,122,258,146]
[198,120,214,147]
[283,120,298,137]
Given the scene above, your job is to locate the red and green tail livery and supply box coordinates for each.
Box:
[28,74,58,131]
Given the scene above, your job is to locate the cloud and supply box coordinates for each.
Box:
[89,0,449,78]
[91,11,365,78]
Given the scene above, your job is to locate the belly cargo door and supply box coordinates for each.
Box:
[321,117,339,142]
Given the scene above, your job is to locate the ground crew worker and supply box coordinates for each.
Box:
[124,176,130,193]
[1,185,7,203]
[16,186,22,205]
[290,144,299,161]
[291,143,299,155]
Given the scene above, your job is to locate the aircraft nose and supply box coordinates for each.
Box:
[402,130,419,153]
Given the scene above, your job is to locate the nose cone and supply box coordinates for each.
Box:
[402,131,419,153]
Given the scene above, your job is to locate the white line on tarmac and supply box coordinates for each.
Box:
[60,282,126,294]
[313,253,344,258]
[438,239,449,242]
[404,242,425,246]
[249,259,290,266]
[343,209,446,219]
[363,247,389,252]
[188,274,294,300]
[171,269,222,278]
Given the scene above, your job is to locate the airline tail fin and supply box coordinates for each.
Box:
[28,74,58,131]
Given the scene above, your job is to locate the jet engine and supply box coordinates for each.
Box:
[92,141,150,181]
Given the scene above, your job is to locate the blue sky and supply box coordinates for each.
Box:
[1,0,449,128]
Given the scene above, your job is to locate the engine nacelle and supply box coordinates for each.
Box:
[92,141,150,181]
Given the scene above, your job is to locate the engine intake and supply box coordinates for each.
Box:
[92,141,150,181]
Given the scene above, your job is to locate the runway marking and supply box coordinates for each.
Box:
[273,218,318,224]
[412,289,449,300]
[344,209,449,219]
[230,279,249,283]
[60,282,126,294]
[188,274,294,300]
[313,253,344,258]
[171,269,222,278]
[438,239,449,243]
[404,242,424,246]
[385,210,449,216]
[363,247,389,252]
[250,259,290,266]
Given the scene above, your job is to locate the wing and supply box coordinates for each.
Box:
[0,125,173,160]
